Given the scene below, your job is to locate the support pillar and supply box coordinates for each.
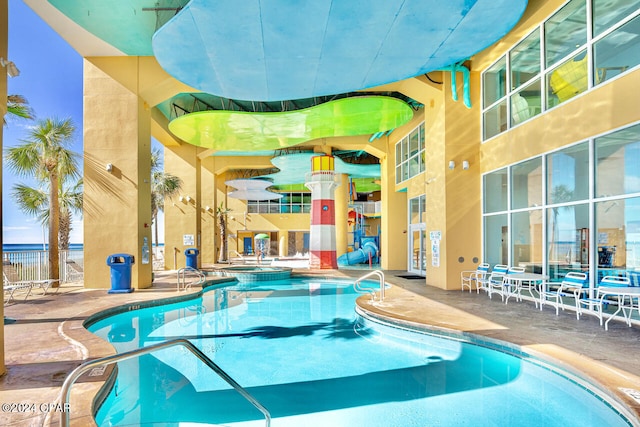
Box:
[305,155,339,269]
[335,173,349,258]
[1,0,7,375]
[83,58,152,289]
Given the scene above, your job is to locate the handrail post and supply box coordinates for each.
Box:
[60,339,270,427]
[353,270,385,301]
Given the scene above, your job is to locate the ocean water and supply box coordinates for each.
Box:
[3,243,84,252]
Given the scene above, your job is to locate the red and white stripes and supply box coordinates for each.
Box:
[306,156,339,269]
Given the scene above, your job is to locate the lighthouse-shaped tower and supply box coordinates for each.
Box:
[305,155,339,269]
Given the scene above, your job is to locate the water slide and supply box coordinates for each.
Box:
[338,240,379,265]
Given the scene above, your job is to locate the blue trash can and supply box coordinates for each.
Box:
[185,248,199,269]
[107,254,135,294]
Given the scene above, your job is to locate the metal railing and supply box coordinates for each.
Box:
[177,266,206,291]
[2,249,83,283]
[354,270,386,301]
[59,338,271,427]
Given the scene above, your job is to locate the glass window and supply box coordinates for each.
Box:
[483,56,507,108]
[595,197,640,283]
[595,124,640,197]
[547,50,589,108]
[547,203,590,281]
[510,30,541,90]
[395,122,426,184]
[594,14,640,86]
[510,79,541,125]
[409,195,426,225]
[409,156,420,177]
[511,157,542,209]
[593,0,640,37]
[484,214,508,266]
[483,99,508,140]
[512,210,543,273]
[544,0,587,68]
[410,197,420,224]
[547,142,590,204]
[409,129,419,157]
[484,168,508,213]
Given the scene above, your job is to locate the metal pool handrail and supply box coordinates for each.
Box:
[354,270,385,301]
[177,266,205,291]
[59,338,271,427]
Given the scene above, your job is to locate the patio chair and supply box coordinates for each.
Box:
[539,271,587,317]
[460,263,490,293]
[3,260,33,304]
[576,275,630,326]
[65,259,84,282]
[486,272,506,300]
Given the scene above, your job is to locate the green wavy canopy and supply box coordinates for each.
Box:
[168,96,413,150]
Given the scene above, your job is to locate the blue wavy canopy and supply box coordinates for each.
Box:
[153,0,527,101]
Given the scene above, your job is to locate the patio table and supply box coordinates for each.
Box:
[503,272,548,306]
[597,286,640,331]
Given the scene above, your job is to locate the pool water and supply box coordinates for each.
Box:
[89,278,631,426]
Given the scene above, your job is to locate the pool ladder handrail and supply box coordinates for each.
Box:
[59,338,271,427]
[354,270,385,301]
[177,266,206,291]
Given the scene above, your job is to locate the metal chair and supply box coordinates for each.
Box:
[540,271,587,316]
[485,264,509,300]
[576,275,630,327]
[460,263,490,293]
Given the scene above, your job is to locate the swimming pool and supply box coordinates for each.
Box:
[88,277,632,426]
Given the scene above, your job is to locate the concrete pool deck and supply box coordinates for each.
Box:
[2,268,640,426]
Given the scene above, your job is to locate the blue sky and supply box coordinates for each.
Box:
[3,0,163,244]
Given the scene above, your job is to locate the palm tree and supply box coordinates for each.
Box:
[4,94,34,124]
[216,202,231,263]
[4,117,79,283]
[151,148,182,249]
[11,177,83,250]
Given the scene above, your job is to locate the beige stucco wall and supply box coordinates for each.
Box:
[83,58,152,290]
[1,0,7,375]
[162,143,201,269]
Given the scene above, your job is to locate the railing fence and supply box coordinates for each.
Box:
[3,250,84,283]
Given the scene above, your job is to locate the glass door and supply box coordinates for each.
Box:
[408,223,427,276]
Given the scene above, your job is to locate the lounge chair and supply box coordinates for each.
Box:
[65,259,84,282]
[460,263,490,293]
[3,260,58,300]
[539,271,587,316]
[3,260,33,304]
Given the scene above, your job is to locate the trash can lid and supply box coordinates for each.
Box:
[255,233,269,239]
[106,253,135,264]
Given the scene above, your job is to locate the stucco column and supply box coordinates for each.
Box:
[380,155,407,270]
[163,143,201,269]
[423,71,481,289]
[83,58,152,290]
[1,0,8,376]
[334,173,349,258]
[279,231,288,257]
